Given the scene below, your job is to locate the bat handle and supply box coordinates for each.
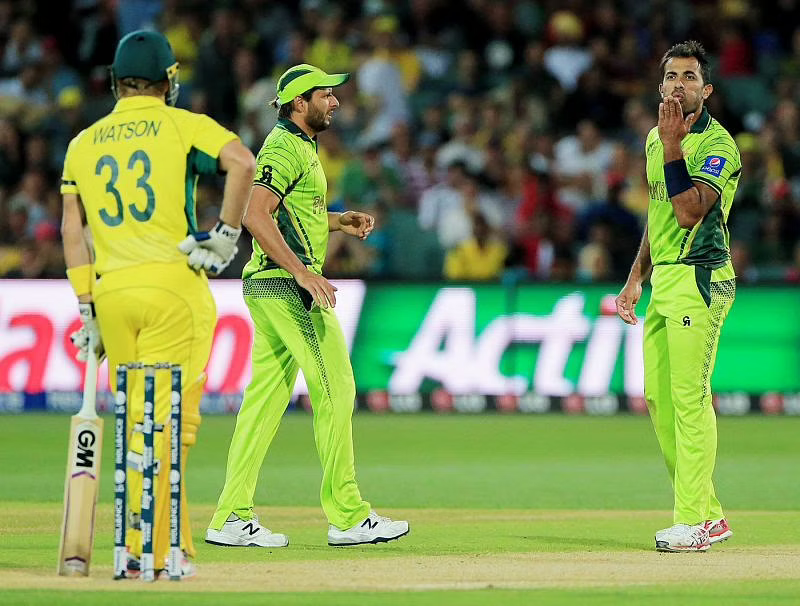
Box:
[79,332,99,420]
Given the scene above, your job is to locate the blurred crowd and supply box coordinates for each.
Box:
[1,0,799,283]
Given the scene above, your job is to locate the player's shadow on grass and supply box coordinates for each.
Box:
[518,535,646,551]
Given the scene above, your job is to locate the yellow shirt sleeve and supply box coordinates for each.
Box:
[188,113,238,166]
[60,135,81,195]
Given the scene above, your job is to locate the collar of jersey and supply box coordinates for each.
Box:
[112,96,166,112]
[277,118,316,144]
[689,107,711,134]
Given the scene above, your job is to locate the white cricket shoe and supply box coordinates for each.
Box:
[704,517,733,544]
[655,523,711,552]
[328,511,409,546]
[205,513,289,547]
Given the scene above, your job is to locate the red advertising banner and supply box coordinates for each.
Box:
[0,280,365,395]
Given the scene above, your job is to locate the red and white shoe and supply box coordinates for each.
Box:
[655,523,711,552]
[704,518,733,544]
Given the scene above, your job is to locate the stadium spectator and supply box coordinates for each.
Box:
[381,122,437,208]
[576,220,612,282]
[356,15,411,148]
[444,212,508,281]
[2,19,42,76]
[338,141,402,210]
[543,10,592,92]
[233,46,276,152]
[306,5,352,74]
[0,60,50,131]
[553,119,614,213]
[0,117,21,187]
[191,6,241,127]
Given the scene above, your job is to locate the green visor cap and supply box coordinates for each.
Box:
[276,64,350,105]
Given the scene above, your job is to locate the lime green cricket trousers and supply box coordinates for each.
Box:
[209,278,370,531]
[643,264,735,525]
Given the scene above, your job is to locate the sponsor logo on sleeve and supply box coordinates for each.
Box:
[700,156,726,177]
[258,164,273,185]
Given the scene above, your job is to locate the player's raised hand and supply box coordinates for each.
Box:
[294,268,338,309]
[338,211,375,240]
[615,281,642,326]
[658,95,694,146]
[178,220,242,276]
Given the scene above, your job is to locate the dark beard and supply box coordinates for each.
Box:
[306,105,329,132]
[682,99,701,116]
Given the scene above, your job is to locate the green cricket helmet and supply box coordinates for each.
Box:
[110,30,180,106]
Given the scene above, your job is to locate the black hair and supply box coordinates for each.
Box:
[659,40,711,83]
[273,88,317,119]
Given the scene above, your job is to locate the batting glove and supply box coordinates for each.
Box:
[178,220,242,276]
[70,302,106,363]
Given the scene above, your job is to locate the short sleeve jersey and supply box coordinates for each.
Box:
[61,96,237,274]
[645,107,742,271]
[243,118,329,280]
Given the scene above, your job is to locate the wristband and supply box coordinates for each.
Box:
[664,159,693,198]
[66,264,94,297]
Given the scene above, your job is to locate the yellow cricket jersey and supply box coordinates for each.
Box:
[60,95,238,275]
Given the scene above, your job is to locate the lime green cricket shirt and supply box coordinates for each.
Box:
[645,107,742,275]
[243,118,329,279]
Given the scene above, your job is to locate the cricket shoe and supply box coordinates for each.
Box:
[328,511,409,546]
[205,513,289,547]
[704,518,733,544]
[655,523,711,552]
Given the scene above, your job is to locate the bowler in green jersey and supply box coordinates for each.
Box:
[615,41,740,553]
[206,64,409,548]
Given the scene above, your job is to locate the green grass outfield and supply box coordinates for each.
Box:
[1,413,798,605]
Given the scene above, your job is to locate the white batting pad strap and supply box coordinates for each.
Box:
[132,422,165,433]
[127,450,161,474]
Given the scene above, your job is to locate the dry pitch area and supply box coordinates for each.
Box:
[2,507,799,594]
[3,549,799,593]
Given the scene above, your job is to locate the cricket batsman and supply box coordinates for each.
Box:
[61,30,255,576]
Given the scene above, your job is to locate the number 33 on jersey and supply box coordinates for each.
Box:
[60,96,238,275]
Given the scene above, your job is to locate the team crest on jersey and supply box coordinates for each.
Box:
[700,156,726,177]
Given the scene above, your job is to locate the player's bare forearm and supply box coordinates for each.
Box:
[616,223,649,325]
[663,138,705,226]
[327,212,342,232]
[61,193,92,303]
[668,179,719,228]
[218,140,256,228]
[61,194,91,267]
[627,223,651,286]
[243,187,308,277]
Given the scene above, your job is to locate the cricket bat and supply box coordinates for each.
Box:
[57,333,103,576]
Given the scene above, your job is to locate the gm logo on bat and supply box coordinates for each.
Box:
[74,427,98,469]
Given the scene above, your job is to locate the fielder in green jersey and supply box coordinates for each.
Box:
[206,64,409,548]
[616,41,740,553]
